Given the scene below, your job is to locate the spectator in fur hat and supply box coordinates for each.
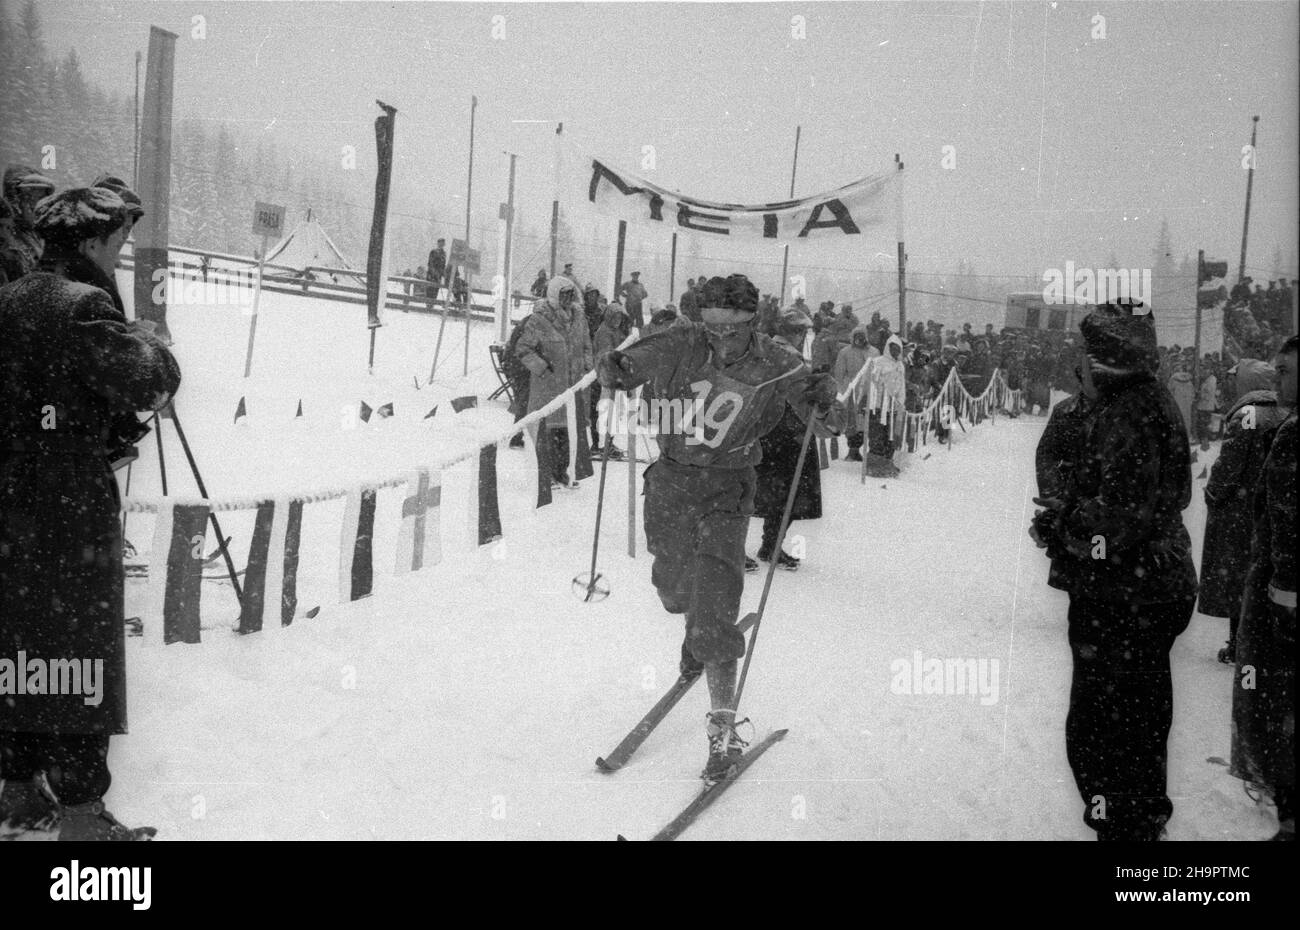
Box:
[0,187,181,840]
[1030,301,1196,841]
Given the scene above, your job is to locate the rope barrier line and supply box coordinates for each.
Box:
[121,334,633,514]
[123,335,1016,514]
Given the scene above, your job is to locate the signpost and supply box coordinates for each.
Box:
[244,201,285,378]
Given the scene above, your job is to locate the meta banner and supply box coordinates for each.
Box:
[568,149,899,243]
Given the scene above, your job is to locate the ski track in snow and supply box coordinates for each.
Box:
[105,262,1272,840]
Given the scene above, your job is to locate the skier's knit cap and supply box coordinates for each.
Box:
[698,274,758,315]
[34,187,129,250]
[91,173,145,219]
[1080,301,1158,373]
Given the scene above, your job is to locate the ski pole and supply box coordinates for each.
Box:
[165,401,244,605]
[730,405,818,723]
[577,393,619,602]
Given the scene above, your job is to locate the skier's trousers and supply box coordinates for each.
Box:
[643,457,751,665]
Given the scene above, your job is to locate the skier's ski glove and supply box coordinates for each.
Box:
[802,371,839,411]
[597,350,636,390]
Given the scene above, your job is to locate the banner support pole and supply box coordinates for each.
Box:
[777,125,801,306]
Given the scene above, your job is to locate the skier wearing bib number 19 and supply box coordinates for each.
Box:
[596,273,842,783]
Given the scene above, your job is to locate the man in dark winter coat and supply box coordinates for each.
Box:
[530,268,548,299]
[426,239,448,299]
[1199,359,1289,663]
[596,274,840,783]
[679,279,700,322]
[618,271,649,329]
[753,309,823,571]
[1,166,55,279]
[0,188,181,841]
[1030,302,1197,841]
[1231,336,1297,841]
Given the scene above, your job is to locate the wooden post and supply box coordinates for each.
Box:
[242,232,268,378]
[1237,116,1259,284]
[668,232,677,304]
[613,220,628,311]
[777,125,801,306]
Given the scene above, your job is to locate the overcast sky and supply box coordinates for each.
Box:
[37,0,1300,300]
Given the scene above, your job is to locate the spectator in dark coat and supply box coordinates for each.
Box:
[679,279,700,322]
[1033,386,1094,591]
[582,285,603,339]
[503,311,533,447]
[426,239,447,294]
[1231,337,1297,841]
[2,166,55,278]
[530,269,548,299]
[1199,360,1287,663]
[1030,303,1197,841]
[752,309,822,571]
[590,303,632,458]
[0,188,181,840]
[618,271,649,329]
[0,196,27,286]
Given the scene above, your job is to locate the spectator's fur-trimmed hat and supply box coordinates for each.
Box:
[1080,301,1159,373]
[34,187,129,250]
[90,173,144,219]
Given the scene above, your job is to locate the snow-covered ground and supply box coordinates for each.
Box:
[103,271,1276,840]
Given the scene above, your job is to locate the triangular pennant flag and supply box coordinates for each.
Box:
[358,401,373,423]
[424,405,438,420]
[377,402,394,419]
[234,396,247,424]
[451,395,478,413]
[295,399,303,418]
[396,468,442,573]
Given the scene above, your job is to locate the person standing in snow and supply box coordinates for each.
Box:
[0,188,181,841]
[752,309,826,572]
[595,274,840,783]
[833,326,877,462]
[1030,301,1197,841]
[426,238,448,303]
[1199,359,1288,664]
[618,270,649,329]
[514,277,582,486]
[858,334,907,477]
[589,301,631,460]
[1230,336,1297,841]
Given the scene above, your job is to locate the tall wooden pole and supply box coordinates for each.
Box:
[499,151,518,344]
[777,125,802,306]
[463,95,477,377]
[1237,116,1259,284]
[550,122,563,276]
[896,154,906,333]
[668,232,677,304]
[1194,249,1204,388]
[132,50,141,189]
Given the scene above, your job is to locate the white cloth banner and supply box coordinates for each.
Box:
[563,144,902,244]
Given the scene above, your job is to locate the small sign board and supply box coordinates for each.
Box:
[449,238,481,274]
[251,201,285,239]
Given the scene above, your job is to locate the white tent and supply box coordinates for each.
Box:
[265,210,353,274]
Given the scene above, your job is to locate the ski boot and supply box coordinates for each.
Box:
[1217,640,1236,665]
[846,448,863,462]
[744,555,759,574]
[702,711,749,787]
[759,548,800,572]
[0,776,59,839]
